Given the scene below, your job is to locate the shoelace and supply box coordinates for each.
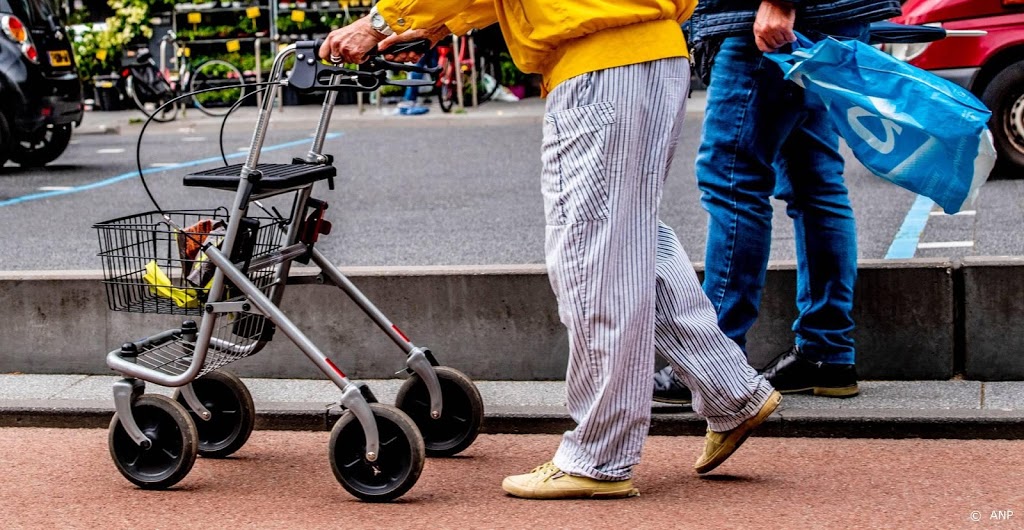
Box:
[530,461,562,478]
[762,346,798,371]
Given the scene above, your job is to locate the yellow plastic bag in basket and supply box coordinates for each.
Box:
[143,260,201,309]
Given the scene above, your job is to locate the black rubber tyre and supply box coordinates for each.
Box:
[189,59,244,117]
[329,402,425,502]
[395,366,483,457]
[173,370,255,458]
[108,394,198,490]
[475,56,500,104]
[9,123,72,167]
[437,54,458,113]
[0,112,11,168]
[126,75,178,123]
[982,59,1024,178]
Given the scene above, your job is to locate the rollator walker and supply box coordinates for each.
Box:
[94,40,483,502]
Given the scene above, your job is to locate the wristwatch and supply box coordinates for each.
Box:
[369,7,394,37]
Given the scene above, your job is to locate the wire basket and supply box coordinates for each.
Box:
[94,209,286,315]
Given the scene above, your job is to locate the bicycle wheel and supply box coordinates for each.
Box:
[126,75,178,123]
[189,59,244,117]
[437,53,458,113]
[475,55,500,104]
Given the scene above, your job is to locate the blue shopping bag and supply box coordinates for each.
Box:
[766,33,997,214]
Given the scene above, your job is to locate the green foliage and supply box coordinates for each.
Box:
[498,52,525,87]
[71,0,157,81]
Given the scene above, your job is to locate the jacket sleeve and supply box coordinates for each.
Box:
[376,0,498,36]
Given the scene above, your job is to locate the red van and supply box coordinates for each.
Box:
[889,0,1024,176]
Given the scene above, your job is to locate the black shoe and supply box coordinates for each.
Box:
[653,365,692,405]
[761,347,859,398]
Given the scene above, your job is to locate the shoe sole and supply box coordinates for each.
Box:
[652,397,693,406]
[694,390,782,475]
[502,482,640,500]
[778,385,859,398]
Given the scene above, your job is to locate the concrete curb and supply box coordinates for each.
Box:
[5,402,1024,439]
[5,257,1016,381]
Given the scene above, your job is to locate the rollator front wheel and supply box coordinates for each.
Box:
[329,403,425,502]
[108,394,198,489]
[173,370,255,458]
[395,366,483,457]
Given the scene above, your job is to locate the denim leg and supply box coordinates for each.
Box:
[774,113,857,364]
[770,24,869,365]
[696,35,804,351]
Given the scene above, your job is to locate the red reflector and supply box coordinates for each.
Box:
[392,325,410,343]
[40,106,52,117]
[325,358,346,378]
[23,44,37,62]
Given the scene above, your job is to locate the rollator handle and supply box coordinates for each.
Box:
[290,39,438,92]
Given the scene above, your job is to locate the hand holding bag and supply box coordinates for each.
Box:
[765,33,997,214]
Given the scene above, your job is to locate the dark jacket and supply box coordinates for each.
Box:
[690,0,903,42]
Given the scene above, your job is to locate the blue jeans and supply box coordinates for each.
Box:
[696,24,869,365]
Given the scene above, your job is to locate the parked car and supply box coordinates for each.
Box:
[887,0,1024,177]
[0,0,83,169]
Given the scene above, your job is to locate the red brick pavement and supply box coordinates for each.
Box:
[2,429,1022,529]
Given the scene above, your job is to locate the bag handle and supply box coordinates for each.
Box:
[764,31,816,77]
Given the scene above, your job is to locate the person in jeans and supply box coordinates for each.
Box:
[653,0,903,405]
[396,49,436,115]
[321,0,780,500]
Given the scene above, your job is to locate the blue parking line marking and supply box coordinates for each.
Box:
[885,194,936,259]
[0,132,342,208]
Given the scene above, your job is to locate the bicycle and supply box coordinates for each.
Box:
[120,31,245,122]
[434,30,500,113]
[94,39,482,501]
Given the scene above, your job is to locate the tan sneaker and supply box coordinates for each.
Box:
[694,390,782,474]
[501,461,640,499]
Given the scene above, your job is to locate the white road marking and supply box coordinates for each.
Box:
[930,210,976,216]
[918,241,975,249]
[37,186,73,191]
[96,148,125,154]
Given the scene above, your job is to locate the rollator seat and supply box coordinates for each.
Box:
[183,163,336,192]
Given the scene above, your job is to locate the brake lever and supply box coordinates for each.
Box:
[362,39,441,75]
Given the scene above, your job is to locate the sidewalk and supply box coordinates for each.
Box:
[3,374,1023,438]
[75,90,708,135]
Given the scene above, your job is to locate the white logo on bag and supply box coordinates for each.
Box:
[847,106,903,155]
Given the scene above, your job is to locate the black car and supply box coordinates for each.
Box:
[0,0,83,169]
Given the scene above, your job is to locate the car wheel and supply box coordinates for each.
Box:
[10,123,73,167]
[0,112,11,169]
[982,60,1024,178]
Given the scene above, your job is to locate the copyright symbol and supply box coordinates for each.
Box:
[970,511,982,522]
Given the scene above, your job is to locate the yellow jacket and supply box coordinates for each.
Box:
[376,0,695,94]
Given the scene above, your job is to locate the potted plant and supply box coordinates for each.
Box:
[497,52,526,99]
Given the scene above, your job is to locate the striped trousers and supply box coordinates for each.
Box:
[542,57,775,481]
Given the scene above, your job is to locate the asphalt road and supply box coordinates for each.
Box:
[1,100,1022,270]
[2,429,1022,528]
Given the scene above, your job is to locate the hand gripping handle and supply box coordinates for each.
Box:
[289,38,438,92]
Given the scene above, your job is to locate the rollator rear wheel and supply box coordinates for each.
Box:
[108,394,198,489]
[329,403,425,502]
[395,366,483,457]
[173,370,255,458]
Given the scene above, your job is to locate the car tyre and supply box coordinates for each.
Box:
[10,123,73,167]
[982,59,1024,178]
[0,112,11,169]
